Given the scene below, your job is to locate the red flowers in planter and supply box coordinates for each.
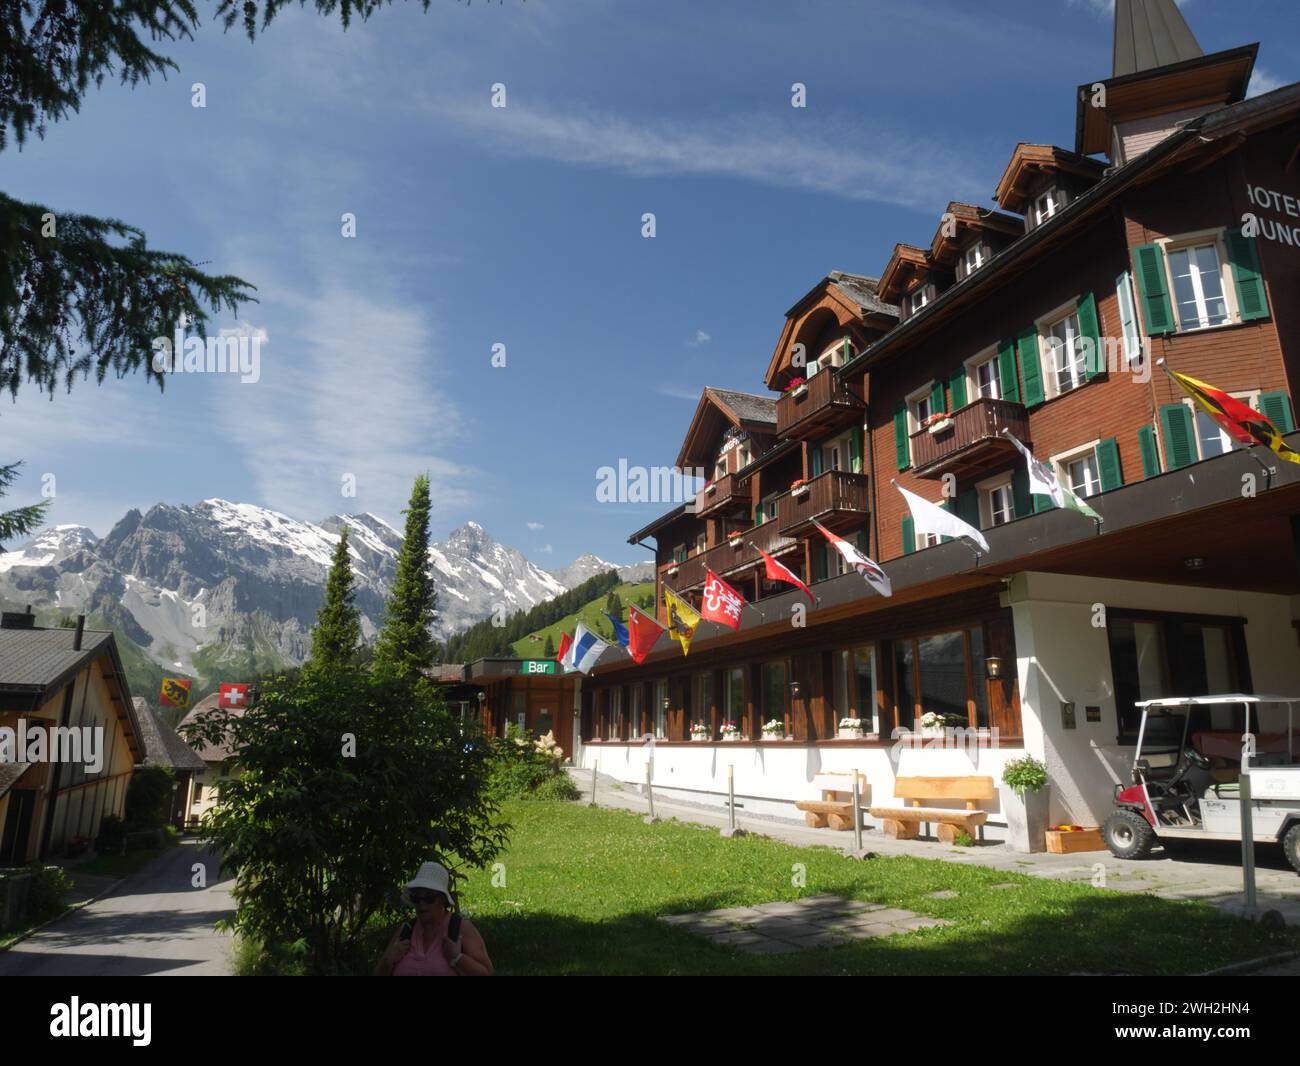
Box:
[782,377,807,394]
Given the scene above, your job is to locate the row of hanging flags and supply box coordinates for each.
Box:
[550,365,1296,674]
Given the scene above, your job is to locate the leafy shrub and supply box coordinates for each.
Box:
[96,814,127,852]
[532,773,580,802]
[488,725,572,800]
[1002,756,1049,796]
[26,864,71,923]
[125,765,175,828]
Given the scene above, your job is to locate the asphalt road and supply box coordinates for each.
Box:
[0,839,235,976]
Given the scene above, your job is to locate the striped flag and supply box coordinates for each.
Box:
[554,631,573,667]
[1167,368,1300,465]
[567,623,609,674]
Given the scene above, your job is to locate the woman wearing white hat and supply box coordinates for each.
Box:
[375,861,494,976]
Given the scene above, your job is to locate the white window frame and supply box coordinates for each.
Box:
[975,472,1015,529]
[1050,439,1104,500]
[1156,228,1239,334]
[1033,187,1059,226]
[1115,270,1143,367]
[1184,391,1259,461]
[916,530,941,550]
[962,242,985,278]
[905,383,934,434]
[907,283,933,316]
[1035,297,1085,400]
[964,344,1001,402]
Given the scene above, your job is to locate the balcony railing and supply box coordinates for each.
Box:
[776,370,865,440]
[778,470,870,536]
[908,398,1029,479]
[695,472,748,518]
[662,498,799,594]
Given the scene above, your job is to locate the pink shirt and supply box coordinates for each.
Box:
[392,914,458,977]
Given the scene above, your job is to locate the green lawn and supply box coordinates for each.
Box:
[510,581,653,657]
[74,835,178,879]
[451,800,1299,976]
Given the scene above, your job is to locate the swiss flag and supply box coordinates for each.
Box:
[700,570,746,631]
[755,545,815,604]
[219,683,250,709]
[626,603,665,664]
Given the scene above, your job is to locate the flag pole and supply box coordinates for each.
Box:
[1158,357,1277,487]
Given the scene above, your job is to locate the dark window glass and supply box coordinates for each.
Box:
[895,641,915,728]
[918,631,968,727]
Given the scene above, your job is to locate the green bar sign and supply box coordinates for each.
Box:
[522,660,556,675]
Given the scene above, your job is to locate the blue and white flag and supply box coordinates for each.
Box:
[567,622,610,674]
[603,611,630,648]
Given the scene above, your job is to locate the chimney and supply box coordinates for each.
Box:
[73,614,85,651]
[1,606,36,630]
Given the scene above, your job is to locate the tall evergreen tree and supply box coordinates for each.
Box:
[543,634,555,658]
[375,475,437,678]
[311,526,362,670]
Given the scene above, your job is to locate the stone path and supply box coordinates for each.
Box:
[661,894,946,953]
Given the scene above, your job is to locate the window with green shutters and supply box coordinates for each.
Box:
[901,515,915,555]
[997,339,1020,404]
[1077,291,1104,380]
[816,543,829,581]
[1011,465,1031,518]
[1033,460,1058,512]
[1225,231,1269,322]
[1259,390,1295,433]
[1159,402,1196,469]
[811,445,823,477]
[1133,243,1175,335]
[1017,326,1045,406]
[893,405,910,470]
[1096,437,1122,492]
[1138,424,1161,478]
[956,488,979,529]
[948,366,968,411]
[929,380,945,417]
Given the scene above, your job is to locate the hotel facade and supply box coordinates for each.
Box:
[551,2,1300,842]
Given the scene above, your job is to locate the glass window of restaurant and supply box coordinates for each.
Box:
[724,667,745,739]
[893,627,989,731]
[652,679,667,739]
[761,661,788,736]
[833,645,880,734]
[692,672,713,738]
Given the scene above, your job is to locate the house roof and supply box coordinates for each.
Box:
[876,244,931,304]
[993,145,1108,215]
[929,201,1025,263]
[176,692,244,763]
[0,627,116,692]
[674,387,776,471]
[1113,0,1202,78]
[133,697,206,772]
[0,762,31,800]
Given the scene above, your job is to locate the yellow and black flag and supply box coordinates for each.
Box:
[1167,369,1300,466]
[662,585,701,656]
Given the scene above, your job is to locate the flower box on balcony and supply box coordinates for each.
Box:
[925,414,954,435]
[729,536,744,550]
[790,480,810,498]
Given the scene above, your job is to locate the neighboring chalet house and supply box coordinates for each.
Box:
[176,693,243,828]
[0,614,142,864]
[575,1,1300,836]
[132,698,207,829]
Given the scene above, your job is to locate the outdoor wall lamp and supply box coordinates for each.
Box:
[476,691,487,705]
[984,656,1003,680]
[789,680,802,699]
[662,697,671,712]
[1183,556,1206,571]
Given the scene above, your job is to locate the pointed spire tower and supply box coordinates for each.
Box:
[1076,0,1257,163]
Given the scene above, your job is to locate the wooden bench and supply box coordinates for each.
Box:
[795,772,868,831]
[869,775,994,844]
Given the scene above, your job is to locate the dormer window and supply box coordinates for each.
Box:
[1033,188,1060,226]
[907,283,933,316]
[962,243,985,277]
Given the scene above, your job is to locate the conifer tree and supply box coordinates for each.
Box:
[375,475,437,678]
[311,526,362,670]
[543,634,555,658]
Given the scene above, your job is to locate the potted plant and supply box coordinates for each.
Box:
[720,720,743,742]
[1001,755,1051,853]
[837,717,864,739]
[761,718,786,741]
[924,411,954,434]
[791,477,810,498]
[919,711,946,737]
[689,722,711,742]
[782,376,807,397]
[728,532,745,549]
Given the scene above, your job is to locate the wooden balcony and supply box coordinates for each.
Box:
[695,472,748,518]
[778,470,870,537]
[776,370,865,440]
[908,398,1030,480]
[662,501,799,595]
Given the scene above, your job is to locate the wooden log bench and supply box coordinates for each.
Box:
[869,775,994,844]
[795,772,867,831]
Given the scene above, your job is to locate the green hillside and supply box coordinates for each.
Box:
[511,581,654,657]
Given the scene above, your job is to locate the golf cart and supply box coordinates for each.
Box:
[1103,694,1300,873]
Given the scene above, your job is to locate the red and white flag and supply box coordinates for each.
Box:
[752,543,815,604]
[701,570,746,630]
[811,520,892,598]
[554,631,573,667]
[219,682,250,709]
[626,603,665,664]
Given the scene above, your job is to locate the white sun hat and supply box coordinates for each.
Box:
[402,861,453,906]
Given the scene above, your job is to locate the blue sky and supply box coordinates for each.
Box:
[3,0,1295,566]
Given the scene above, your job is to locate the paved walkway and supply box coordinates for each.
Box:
[0,839,234,976]
[571,768,1300,926]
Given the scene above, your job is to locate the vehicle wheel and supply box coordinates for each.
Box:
[1104,809,1155,860]
[1284,823,1300,876]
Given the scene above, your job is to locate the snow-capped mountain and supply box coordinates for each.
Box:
[0,500,569,679]
[550,552,654,589]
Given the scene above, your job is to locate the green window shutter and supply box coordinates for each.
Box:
[996,339,1020,404]
[811,446,824,476]
[1033,461,1057,512]
[1017,327,1045,407]
[815,544,828,581]
[938,499,952,543]
[929,380,945,415]
[1259,390,1296,433]
[850,425,864,473]
[948,367,968,411]
[1138,424,1161,478]
[1011,465,1030,519]
[754,504,763,526]
[1225,231,1269,322]
[1096,437,1122,492]
[956,488,980,529]
[901,515,915,555]
[1160,403,1196,469]
[856,529,870,554]
[1077,291,1103,380]
[893,404,910,470]
[1133,243,1175,335]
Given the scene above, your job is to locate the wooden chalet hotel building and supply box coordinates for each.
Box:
[573,0,1300,839]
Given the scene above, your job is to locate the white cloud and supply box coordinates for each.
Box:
[687,330,711,346]
[526,521,544,530]
[540,543,553,554]
[435,98,988,209]
[655,384,704,401]
[1248,66,1288,98]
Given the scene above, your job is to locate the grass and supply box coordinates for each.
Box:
[75,833,179,879]
[445,800,1300,976]
[510,582,654,657]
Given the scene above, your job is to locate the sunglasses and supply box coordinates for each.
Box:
[409,892,445,905]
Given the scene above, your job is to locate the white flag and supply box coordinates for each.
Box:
[1003,431,1102,521]
[893,482,990,554]
[568,622,610,674]
[811,519,892,597]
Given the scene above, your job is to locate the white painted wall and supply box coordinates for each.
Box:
[1005,573,1300,826]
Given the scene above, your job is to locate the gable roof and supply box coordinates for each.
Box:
[133,697,206,772]
[675,387,776,470]
[0,627,116,693]
[993,145,1108,215]
[1114,0,1202,78]
[177,692,245,763]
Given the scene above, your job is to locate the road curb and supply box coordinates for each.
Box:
[0,873,126,954]
[1197,949,1300,976]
